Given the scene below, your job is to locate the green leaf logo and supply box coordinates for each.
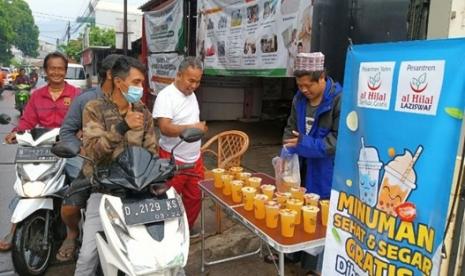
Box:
[332,227,342,244]
[445,107,464,120]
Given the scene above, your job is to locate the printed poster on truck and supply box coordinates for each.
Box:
[322,38,465,276]
[196,0,313,77]
[147,53,183,95]
[144,0,184,53]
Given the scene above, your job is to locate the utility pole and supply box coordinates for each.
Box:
[67,21,71,43]
[123,0,128,55]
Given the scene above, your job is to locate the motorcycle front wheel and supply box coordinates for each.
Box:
[12,210,53,276]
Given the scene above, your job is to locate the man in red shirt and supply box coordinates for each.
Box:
[0,51,80,251]
[5,52,80,143]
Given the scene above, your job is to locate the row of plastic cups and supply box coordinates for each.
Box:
[215,172,310,205]
[214,166,253,183]
[240,184,330,224]
[251,197,323,237]
[213,167,263,183]
[248,193,328,225]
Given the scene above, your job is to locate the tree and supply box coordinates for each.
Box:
[59,38,83,62]
[0,1,15,64]
[89,26,115,48]
[0,0,39,65]
[8,0,39,57]
[58,26,115,62]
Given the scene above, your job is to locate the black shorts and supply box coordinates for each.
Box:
[62,173,92,207]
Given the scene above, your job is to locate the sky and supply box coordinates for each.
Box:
[25,0,148,44]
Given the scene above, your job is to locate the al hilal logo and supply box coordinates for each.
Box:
[400,72,433,112]
[367,72,381,90]
[410,73,428,93]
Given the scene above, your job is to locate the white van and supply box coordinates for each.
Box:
[65,63,87,89]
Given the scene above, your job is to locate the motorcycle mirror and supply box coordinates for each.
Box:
[0,114,11,125]
[51,141,80,158]
[180,128,204,143]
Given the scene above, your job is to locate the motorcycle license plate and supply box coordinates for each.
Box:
[122,198,183,226]
[15,147,58,163]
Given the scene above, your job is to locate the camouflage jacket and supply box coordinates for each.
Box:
[82,96,158,177]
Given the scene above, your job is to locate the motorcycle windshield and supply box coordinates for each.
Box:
[16,128,60,147]
[99,147,172,192]
[29,128,53,141]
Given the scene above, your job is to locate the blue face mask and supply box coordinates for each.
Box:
[123,85,143,103]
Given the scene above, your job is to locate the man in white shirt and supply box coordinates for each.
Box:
[153,56,207,232]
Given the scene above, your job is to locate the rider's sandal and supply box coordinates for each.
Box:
[0,232,13,252]
[56,239,77,262]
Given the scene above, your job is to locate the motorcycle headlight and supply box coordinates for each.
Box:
[104,198,132,254]
[23,181,46,197]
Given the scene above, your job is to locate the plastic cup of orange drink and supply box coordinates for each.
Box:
[261,184,276,200]
[241,186,256,211]
[302,205,320,234]
[253,194,268,220]
[275,192,291,206]
[229,166,243,179]
[221,174,233,196]
[248,177,262,189]
[231,180,244,203]
[212,168,225,188]
[320,200,330,226]
[279,209,298,238]
[286,198,304,224]
[238,172,252,184]
[303,193,320,206]
[282,176,298,191]
[265,201,280,228]
[290,187,307,200]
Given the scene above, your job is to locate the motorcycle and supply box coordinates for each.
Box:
[15,83,31,115]
[0,114,67,276]
[52,128,203,276]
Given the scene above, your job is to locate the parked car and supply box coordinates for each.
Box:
[65,63,86,89]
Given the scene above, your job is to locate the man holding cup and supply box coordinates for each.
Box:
[283,52,342,200]
[281,52,343,274]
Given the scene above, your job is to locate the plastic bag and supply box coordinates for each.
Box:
[272,147,301,192]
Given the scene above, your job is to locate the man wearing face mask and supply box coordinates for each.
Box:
[55,54,122,262]
[74,56,157,275]
[153,56,207,235]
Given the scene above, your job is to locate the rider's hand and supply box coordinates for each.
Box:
[192,121,208,133]
[4,132,17,144]
[125,105,144,129]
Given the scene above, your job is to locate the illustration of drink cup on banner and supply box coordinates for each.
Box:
[357,137,383,207]
[377,146,422,216]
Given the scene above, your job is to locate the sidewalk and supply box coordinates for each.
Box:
[185,120,307,276]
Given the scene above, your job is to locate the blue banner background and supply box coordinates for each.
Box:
[323,38,465,276]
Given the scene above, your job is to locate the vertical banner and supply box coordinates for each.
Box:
[147,53,183,95]
[144,0,184,53]
[197,0,313,77]
[322,38,465,276]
